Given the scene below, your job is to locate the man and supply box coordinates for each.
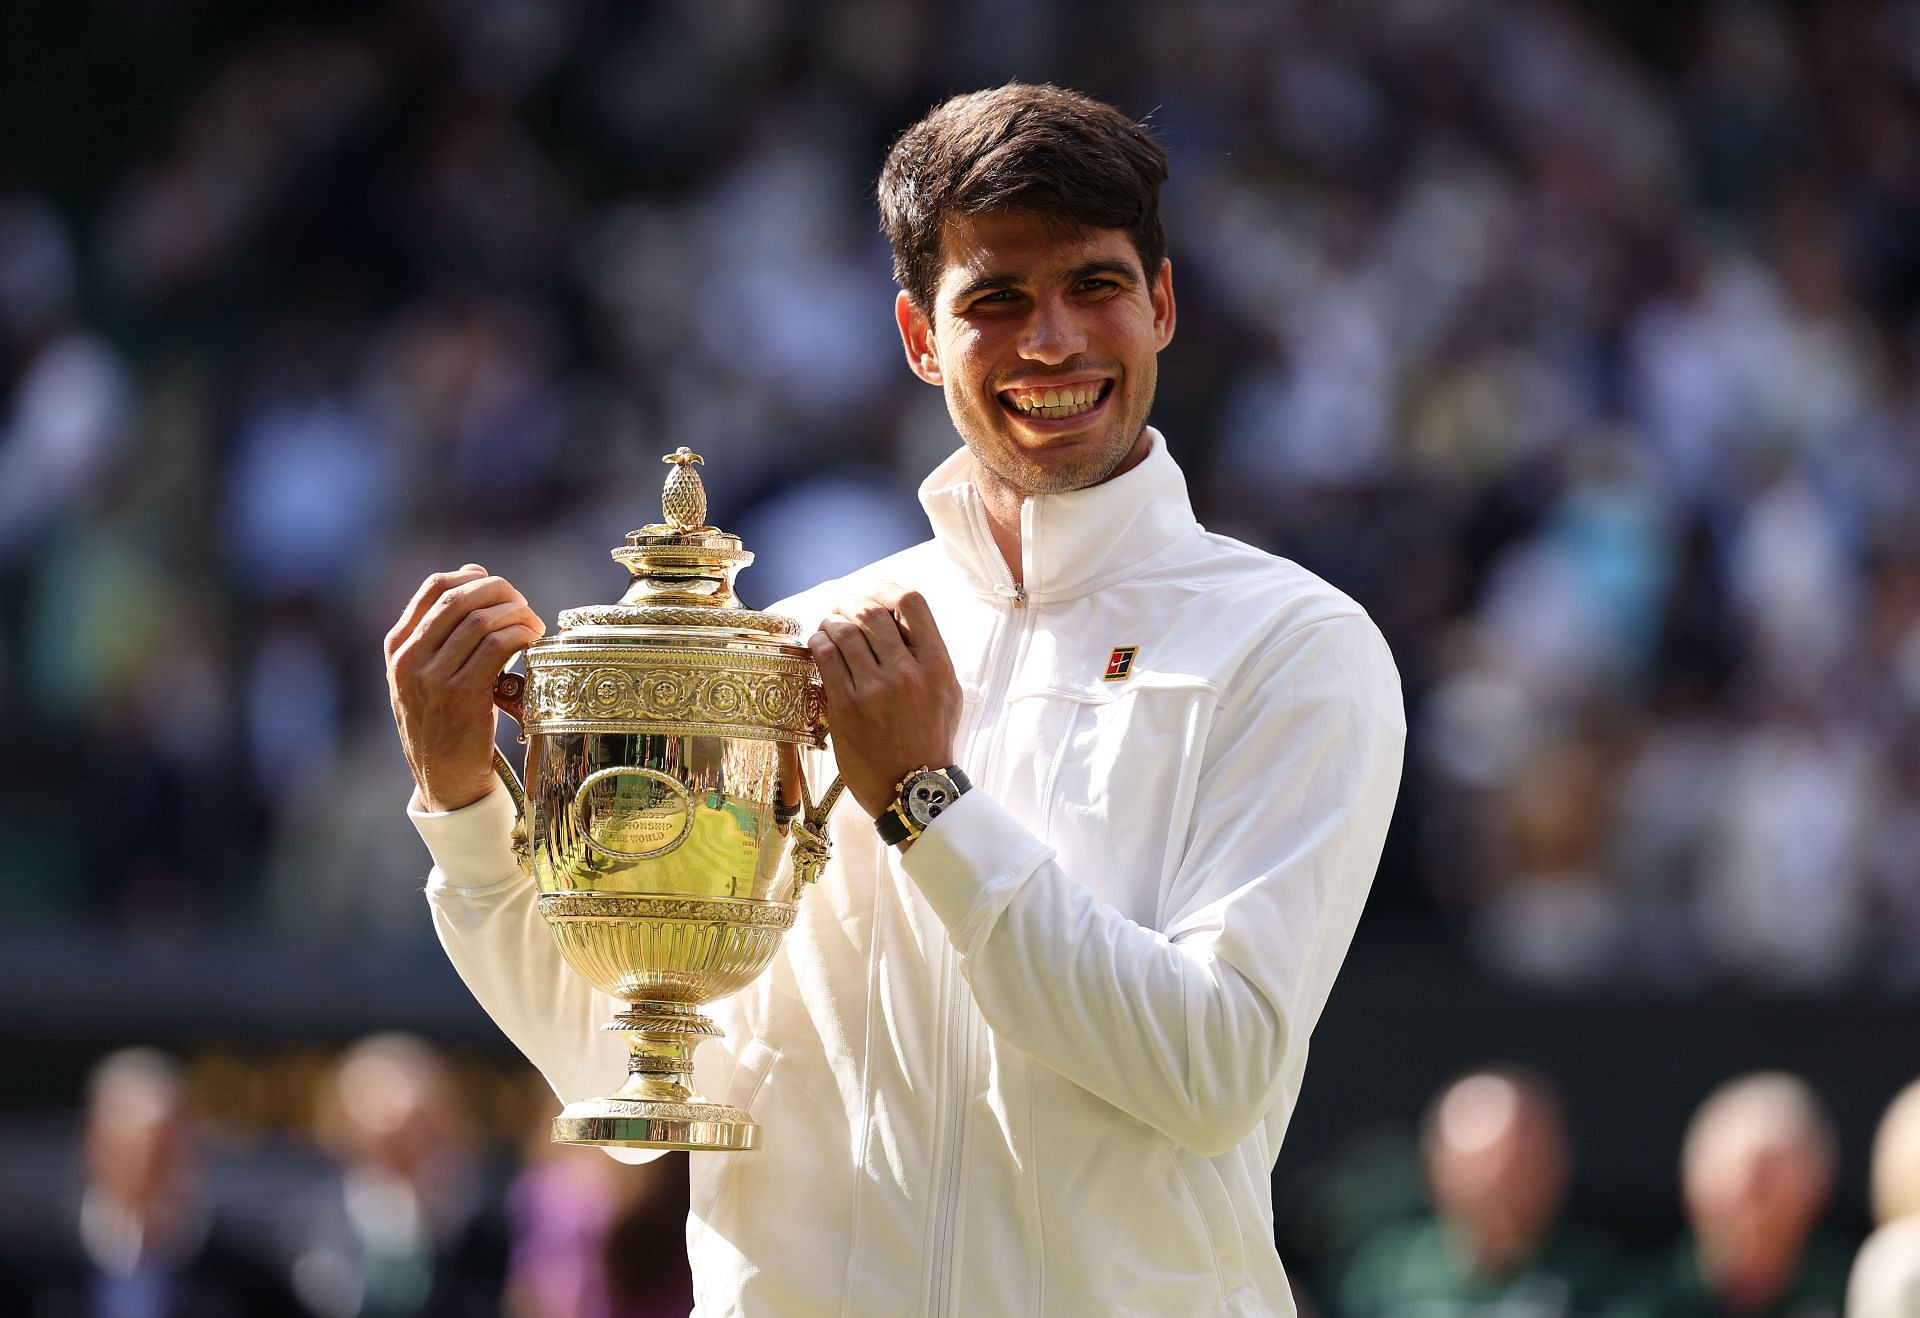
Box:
[290,1033,509,1318]
[1617,1073,1849,1318]
[1847,1217,1920,1318]
[1340,1068,1619,1316]
[30,1048,299,1318]
[1848,1079,1920,1318]
[389,83,1405,1315]
[1869,1076,1920,1227]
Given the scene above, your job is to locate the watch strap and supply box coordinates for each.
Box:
[875,802,914,847]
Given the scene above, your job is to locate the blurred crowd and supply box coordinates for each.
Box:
[4,1041,1918,1317]
[1310,1065,1920,1317]
[0,1038,694,1318]
[2,0,1918,987]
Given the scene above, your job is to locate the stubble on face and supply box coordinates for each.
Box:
[963,397,1152,496]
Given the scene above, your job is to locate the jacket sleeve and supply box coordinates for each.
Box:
[900,612,1405,1157]
[413,784,664,1164]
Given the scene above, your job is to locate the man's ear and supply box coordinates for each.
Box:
[896,290,943,386]
[1151,258,1177,352]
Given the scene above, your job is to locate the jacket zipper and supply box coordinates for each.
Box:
[926,492,1028,1317]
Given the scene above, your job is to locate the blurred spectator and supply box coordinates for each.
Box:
[0,197,130,568]
[1695,694,1881,988]
[28,1047,299,1317]
[1474,731,1626,987]
[1845,1216,1920,1318]
[504,1142,628,1318]
[223,393,396,605]
[1339,1068,1619,1316]
[1851,1080,1920,1318]
[504,1086,692,1318]
[1870,1077,1920,1227]
[290,1034,507,1318]
[1616,1073,1850,1318]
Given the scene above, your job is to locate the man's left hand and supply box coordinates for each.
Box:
[808,586,963,823]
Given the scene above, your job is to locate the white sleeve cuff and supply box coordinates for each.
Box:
[408,780,528,895]
[899,789,1053,956]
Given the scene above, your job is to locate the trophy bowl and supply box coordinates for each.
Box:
[488,449,840,1152]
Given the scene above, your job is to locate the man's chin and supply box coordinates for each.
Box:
[987,426,1142,495]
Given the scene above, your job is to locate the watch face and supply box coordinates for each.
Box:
[901,771,958,828]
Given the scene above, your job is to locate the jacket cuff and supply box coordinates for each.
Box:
[900,789,1053,956]
[408,780,528,895]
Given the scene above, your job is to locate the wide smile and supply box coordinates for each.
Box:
[996,378,1114,430]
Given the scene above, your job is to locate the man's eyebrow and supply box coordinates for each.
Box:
[1067,259,1143,284]
[948,259,1143,308]
[950,272,1024,306]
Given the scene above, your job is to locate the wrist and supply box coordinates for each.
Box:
[416,776,497,815]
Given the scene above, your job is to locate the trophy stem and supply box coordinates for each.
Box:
[550,1002,761,1151]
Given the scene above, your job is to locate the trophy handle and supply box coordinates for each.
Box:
[785,750,845,892]
[493,669,528,733]
[491,671,533,874]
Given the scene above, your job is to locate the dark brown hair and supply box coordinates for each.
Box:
[876,83,1169,313]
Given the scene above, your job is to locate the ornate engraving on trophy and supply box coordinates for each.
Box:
[525,652,815,740]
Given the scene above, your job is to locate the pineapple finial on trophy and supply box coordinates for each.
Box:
[662,447,708,531]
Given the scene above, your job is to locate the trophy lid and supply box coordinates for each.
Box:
[555,448,800,640]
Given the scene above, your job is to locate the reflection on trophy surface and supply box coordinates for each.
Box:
[489,447,841,1151]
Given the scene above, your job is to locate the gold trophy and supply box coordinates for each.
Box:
[488,448,841,1151]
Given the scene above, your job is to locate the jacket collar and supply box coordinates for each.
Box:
[917,428,1201,606]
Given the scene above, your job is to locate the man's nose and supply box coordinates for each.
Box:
[1016,297,1087,364]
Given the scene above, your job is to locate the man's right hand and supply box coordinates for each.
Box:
[386,564,546,813]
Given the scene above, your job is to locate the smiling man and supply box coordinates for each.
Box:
[900,207,1171,504]
[392,84,1405,1316]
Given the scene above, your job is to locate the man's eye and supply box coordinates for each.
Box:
[1077,278,1119,295]
[971,290,1017,308]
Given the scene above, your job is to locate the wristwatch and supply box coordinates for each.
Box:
[875,765,971,847]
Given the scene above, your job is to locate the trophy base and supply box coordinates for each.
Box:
[552,1097,760,1151]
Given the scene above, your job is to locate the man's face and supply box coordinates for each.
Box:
[1685,1138,1827,1282]
[896,211,1175,496]
[1427,1077,1568,1275]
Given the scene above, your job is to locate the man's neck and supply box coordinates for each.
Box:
[975,475,1027,586]
[967,427,1158,588]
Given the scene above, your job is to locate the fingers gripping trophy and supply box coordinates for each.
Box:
[397,449,842,1152]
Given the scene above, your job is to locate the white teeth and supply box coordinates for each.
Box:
[1006,383,1105,418]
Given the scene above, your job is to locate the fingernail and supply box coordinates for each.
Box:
[463,562,486,572]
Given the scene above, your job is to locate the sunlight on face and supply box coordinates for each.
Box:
[898,211,1175,500]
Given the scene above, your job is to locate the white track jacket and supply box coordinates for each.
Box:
[414,431,1405,1316]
